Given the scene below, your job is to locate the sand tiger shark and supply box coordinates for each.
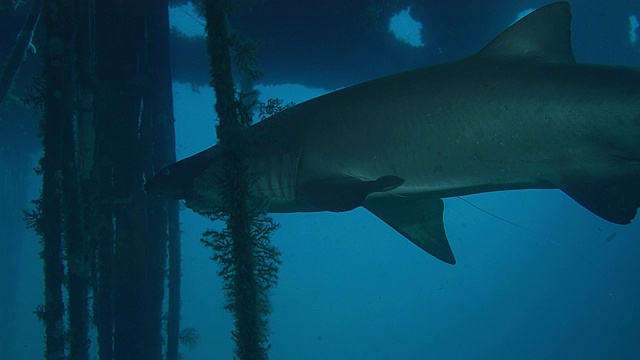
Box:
[146,2,640,264]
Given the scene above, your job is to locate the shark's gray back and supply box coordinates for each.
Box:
[148,2,640,264]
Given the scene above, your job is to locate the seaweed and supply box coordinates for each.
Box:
[202,1,281,358]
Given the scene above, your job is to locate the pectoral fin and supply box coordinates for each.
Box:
[364,196,456,265]
[559,176,640,224]
[296,175,404,212]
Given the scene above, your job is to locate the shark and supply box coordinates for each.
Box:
[146,2,640,264]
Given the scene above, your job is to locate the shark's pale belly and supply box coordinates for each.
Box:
[287,58,640,206]
[147,3,640,263]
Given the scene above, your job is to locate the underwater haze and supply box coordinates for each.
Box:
[3,0,640,359]
[170,1,640,359]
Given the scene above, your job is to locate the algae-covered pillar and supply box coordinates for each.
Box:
[39,1,93,359]
[40,0,69,358]
[33,1,178,359]
[93,0,177,358]
[203,1,281,359]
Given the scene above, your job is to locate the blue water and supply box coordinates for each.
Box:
[9,1,640,359]
[171,1,640,359]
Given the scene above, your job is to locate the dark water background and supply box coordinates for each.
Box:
[6,1,640,359]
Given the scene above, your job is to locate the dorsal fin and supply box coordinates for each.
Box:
[472,2,575,63]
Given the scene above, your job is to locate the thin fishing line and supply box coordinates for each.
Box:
[456,196,610,284]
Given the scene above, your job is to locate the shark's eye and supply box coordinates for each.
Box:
[162,168,171,177]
